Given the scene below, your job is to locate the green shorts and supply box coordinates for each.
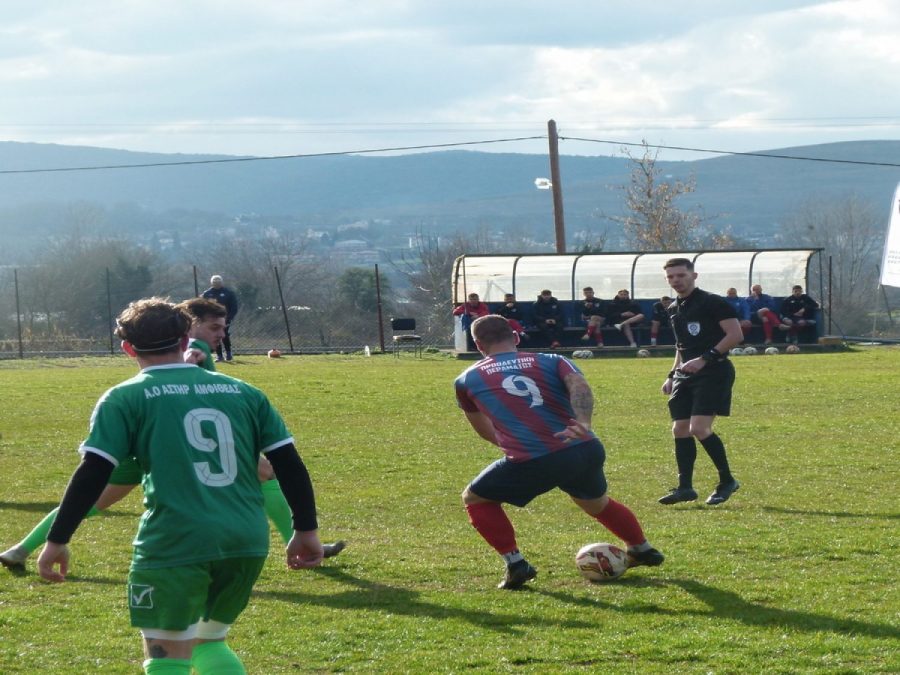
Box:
[109,456,143,485]
[128,557,266,632]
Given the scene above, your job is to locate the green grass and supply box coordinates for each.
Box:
[1,348,898,673]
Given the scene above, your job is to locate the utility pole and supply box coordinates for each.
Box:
[547,119,566,253]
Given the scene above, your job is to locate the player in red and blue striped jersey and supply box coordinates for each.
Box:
[455,315,664,589]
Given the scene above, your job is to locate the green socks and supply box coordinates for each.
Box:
[21,505,100,553]
[191,641,246,674]
[261,479,293,544]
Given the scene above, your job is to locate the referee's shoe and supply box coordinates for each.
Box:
[658,486,698,505]
[706,480,740,505]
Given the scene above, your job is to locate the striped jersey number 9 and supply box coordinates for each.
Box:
[502,375,544,408]
[184,408,238,487]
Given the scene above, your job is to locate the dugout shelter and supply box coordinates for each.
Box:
[452,249,824,351]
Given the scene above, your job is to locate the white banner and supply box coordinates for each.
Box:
[881,182,900,288]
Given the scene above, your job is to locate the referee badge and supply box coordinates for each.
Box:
[687,322,701,336]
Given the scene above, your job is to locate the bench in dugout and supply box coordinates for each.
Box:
[486,298,820,349]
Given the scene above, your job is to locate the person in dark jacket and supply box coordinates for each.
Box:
[780,285,819,345]
[201,274,239,362]
[533,290,564,348]
[579,287,607,347]
[497,293,528,338]
[607,289,645,348]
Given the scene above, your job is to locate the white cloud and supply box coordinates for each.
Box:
[1,0,898,157]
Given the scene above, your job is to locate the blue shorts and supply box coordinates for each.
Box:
[468,439,608,507]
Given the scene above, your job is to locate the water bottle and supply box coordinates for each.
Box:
[364,345,371,357]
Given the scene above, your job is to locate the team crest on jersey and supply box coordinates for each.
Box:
[129,584,155,609]
[687,322,701,336]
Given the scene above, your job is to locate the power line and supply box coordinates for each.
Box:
[0,135,545,175]
[560,136,900,168]
[2,132,900,175]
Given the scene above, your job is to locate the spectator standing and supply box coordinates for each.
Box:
[532,290,564,348]
[497,293,528,338]
[202,275,239,362]
[453,293,491,350]
[455,315,664,589]
[649,296,673,346]
[724,288,753,342]
[659,259,743,506]
[780,285,819,344]
[578,287,607,347]
[607,289,645,347]
[36,298,323,674]
[746,284,787,345]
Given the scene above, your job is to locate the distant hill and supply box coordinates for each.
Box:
[1,139,898,251]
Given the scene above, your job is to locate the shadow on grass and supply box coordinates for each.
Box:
[536,577,899,640]
[253,566,596,634]
[0,501,136,516]
[0,501,62,513]
[761,506,900,520]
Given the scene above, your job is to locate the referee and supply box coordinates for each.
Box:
[658,258,744,506]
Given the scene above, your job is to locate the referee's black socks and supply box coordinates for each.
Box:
[674,437,697,489]
[699,433,733,484]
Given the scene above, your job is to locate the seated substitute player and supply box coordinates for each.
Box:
[455,314,664,590]
[0,298,345,571]
[724,288,753,342]
[607,289,645,347]
[36,298,325,674]
[532,289,564,348]
[746,284,788,345]
[649,295,673,346]
[779,285,819,345]
[659,258,743,506]
[497,293,528,338]
[578,286,607,346]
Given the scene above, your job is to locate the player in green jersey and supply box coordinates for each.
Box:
[37,297,323,674]
[1,297,344,571]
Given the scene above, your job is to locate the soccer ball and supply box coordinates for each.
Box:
[572,349,594,359]
[729,347,745,356]
[765,347,780,355]
[743,346,758,356]
[785,344,800,354]
[267,349,282,358]
[636,349,651,358]
[575,542,629,582]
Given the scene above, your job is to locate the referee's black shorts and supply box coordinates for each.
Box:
[668,360,735,419]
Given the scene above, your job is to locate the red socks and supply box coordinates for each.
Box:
[466,502,518,555]
[593,498,646,547]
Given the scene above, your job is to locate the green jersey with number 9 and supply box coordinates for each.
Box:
[80,363,293,569]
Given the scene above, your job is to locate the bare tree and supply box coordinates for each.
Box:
[607,141,731,251]
[782,194,885,335]
[389,227,495,338]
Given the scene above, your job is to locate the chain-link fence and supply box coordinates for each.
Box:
[0,264,455,358]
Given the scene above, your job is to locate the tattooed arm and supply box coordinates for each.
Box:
[554,372,595,443]
[564,372,594,426]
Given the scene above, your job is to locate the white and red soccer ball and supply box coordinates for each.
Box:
[575,542,629,582]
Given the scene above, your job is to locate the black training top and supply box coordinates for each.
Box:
[498,302,525,322]
[580,298,605,318]
[668,288,737,361]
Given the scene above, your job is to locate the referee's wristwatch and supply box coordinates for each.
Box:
[700,348,723,363]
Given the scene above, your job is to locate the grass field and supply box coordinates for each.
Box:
[0,347,898,673]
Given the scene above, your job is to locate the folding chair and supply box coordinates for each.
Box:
[390,318,423,357]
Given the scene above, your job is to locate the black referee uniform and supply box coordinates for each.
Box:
[668,288,737,419]
[660,287,741,505]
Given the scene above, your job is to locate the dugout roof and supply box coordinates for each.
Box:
[452,249,824,303]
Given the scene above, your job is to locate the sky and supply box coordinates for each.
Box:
[2,0,900,161]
